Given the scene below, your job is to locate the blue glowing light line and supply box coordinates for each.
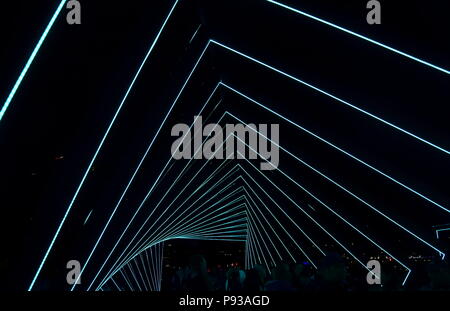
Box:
[245,210,277,267]
[111,276,121,291]
[108,189,248,279]
[103,183,246,283]
[238,155,382,279]
[0,0,68,123]
[264,0,450,75]
[111,134,320,280]
[139,178,244,252]
[239,138,408,277]
[127,264,142,292]
[120,269,133,291]
[218,129,412,280]
[13,0,448,289]
[83,81,221,291]
[142,187,246,251]
[139,253,151,291]
[238,174,324,261]
[30,0,181,291]
[80,34,446,289]
[219,81,449,214]
[225,109,444,257]
[211,39,450,158]
[241,186,294,262]
[105,160,240,278]
[247,212,271,271]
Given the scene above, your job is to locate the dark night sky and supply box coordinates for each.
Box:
[0,0,449,291]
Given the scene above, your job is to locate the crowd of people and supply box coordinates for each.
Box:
[162,253,450,291]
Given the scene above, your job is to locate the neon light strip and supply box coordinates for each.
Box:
[148,247,157,290]
[264,0,450,75]
[247,214,270,271]
[127,264,142,291]
[82,82,222,291]
[225,108,444,256]
[13,0,447,288]
[108,196,250,280]
[237,153,408,283]
[130,258,148,290]
[241,185,303,263]
[29,0,181,291]
[90,45,448,287]
[103,160,321,284]
[102,172,284,286]
[149,187,246,243]
[102,160,241,280]
[72,40,444,290]
[137,186,246,252]
[83,209,93,226]
[189,24,202,44]
[111,276,121,291]
[211,40,450,157]
[245,209,277,267]
[131,173,244,256]
[101,191,248,286]
[139,253,151,291]
[105,135,320,281]
[113,122,322,270]
[0,0,68,122]
[82,28,447,284]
